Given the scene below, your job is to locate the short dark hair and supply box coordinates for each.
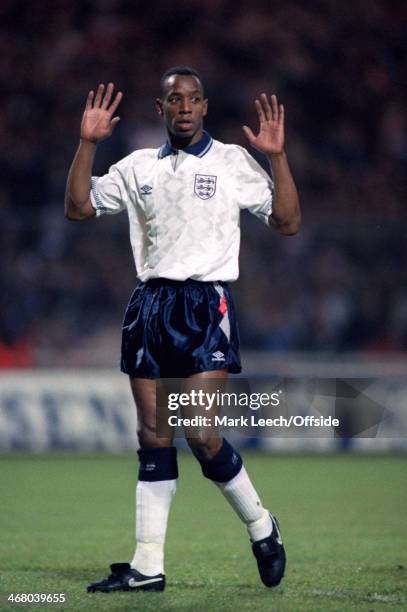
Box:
[160,66,204,95]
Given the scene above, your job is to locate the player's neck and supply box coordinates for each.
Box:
[168,129,204,151]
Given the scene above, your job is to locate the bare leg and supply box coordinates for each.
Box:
[182,369,227,460]
[130,378,174,449]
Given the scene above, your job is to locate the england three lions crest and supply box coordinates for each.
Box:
[194,174,217,200]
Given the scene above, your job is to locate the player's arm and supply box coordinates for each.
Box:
[243,93,301,235]
[64,83,123,220]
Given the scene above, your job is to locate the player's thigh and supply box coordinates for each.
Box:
[183,369,227,459]
[130,377,174,448]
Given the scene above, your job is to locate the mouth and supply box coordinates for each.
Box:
[175,120,193,129]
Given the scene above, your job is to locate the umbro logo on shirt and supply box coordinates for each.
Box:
[212,351,225,361]
[141,184,153,194]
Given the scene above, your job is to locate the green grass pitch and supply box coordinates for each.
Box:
[1,453,406,611]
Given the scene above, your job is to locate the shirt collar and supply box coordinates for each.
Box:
[158,130,213,159]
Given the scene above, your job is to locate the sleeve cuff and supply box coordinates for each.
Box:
[90,177,107,217]
[258,199,273,225]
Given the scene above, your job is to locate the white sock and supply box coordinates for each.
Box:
[130,479,176,575]
[215,466,273,542]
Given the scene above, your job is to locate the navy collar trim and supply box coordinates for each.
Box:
[158,130,213,159]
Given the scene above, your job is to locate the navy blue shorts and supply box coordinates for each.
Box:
[120,278,242,379]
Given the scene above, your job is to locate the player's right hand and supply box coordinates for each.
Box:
[80,83,123,143]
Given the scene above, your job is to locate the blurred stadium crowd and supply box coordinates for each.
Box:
[1,0,406,366]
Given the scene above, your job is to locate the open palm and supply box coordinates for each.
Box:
[81,83,123,143]
[243,93,285,155]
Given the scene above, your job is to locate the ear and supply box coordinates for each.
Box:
[155,98,163,116]
[203,98,208,117]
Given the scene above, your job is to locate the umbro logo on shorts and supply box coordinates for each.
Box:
[212,351,225,361]
[140,184,153,194]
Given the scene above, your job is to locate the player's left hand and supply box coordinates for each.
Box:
[243,93,285,155]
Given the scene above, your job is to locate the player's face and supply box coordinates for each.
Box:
[156,75,208,145]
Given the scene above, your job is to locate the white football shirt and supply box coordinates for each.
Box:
[90,132,273,282]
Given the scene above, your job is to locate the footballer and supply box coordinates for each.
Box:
[64,67,301,593]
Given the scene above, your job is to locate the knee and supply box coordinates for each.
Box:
[187,436,223,462]
[190,437,243,483]
[137,428,172,449]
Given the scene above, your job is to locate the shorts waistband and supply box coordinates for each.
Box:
[143,278,226,289]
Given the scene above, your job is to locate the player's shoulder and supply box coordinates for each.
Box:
[212,139,244,153]
[109,148,160,174]
[112,148,160,170]
[211,139,270,181]
[210,141,258,174]
[211,140,250,161]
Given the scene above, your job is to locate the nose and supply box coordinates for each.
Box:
[179,99,192,113]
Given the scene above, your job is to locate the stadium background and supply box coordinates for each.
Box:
[1,0,406,367]
[0,1,406,610]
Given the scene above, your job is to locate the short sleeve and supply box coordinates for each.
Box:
[234,146,274,225]
[90,158,130,217]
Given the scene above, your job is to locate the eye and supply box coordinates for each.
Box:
[191,96,201,103]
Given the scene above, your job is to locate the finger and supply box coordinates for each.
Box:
[102,82,114,109]
[94,83,105,107]
[279,103,284,125]
[242,125,256,142]
[260,93,272,122]
[271,94,279,120]
[109,91,123,115]
[255,99,266,124]
[111,116,121,127]
[85,90,94,110]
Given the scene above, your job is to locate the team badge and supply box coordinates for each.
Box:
[194,174,217,200]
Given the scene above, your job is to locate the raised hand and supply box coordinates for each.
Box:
[243,93,284,155]
[80,83,123,143]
